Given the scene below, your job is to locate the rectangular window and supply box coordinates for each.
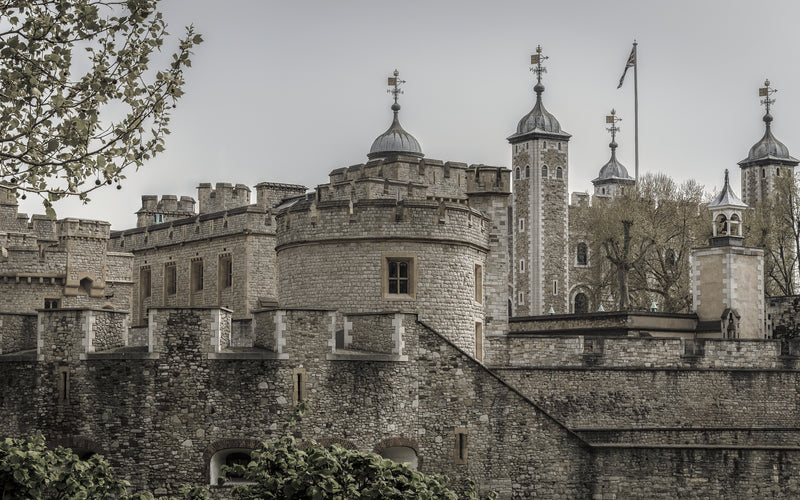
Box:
[164,262,177,296]
[475,322,483,362]
[518,219,525,232]
[518,291,524,305]
[383,254,416,299]
[191,258,204,292]
[474,264,482,303]
[219,254,232,290]
[153,213,164,224]
[140,266,151,299]
[454,428,468,464]
[43,298,60,309]
[293,368,307,405]
[520,260,525,272]
[553,280,558,296]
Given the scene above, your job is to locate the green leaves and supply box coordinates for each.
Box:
[0,0,202,211]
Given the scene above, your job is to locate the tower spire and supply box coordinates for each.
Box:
[759,79,777,129]
[530,45,549,100]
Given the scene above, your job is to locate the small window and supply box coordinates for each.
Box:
[515,167,520,180]
[518,291,524,305]
[475,322,483,362]
[474,264,482,303]
[519,218,525,232]
[520,260,525,272]
[454,428,468,464]
[293,368,307,405]
[777,167,781,177]
[601,187,606,195]
[153,213,164,224]
[541,141,547,149]
[553,280,558,296]
[556,167,563,179]
[140,266,151,299]
[558,142,562,150]
[164,263,177,296]
[541,165,548,178]
[762,168,766,179]
[219,254,232,290]
[525,165,530,178]
[58,367,70,403]
[44,298,60,309]
[191,259,204,292]
[576,243,588,266]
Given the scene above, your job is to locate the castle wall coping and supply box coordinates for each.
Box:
[251,307,335,313]
[254,182,308,190]
[342,310,402,317]
[208,350,288,360]
[0,351,36,361]
[503,335,785,344]
[111,205,268,236]
[275,236,490,253]
[147,306,233,312]
[590,443,800,451]
[510,311,700,322]
[86,350,160,360]
[490,366,800,373]
[572,426,800,432]
[326,351,408,362]
[112,230,274,252]
[36,307,129,314]
[106,251,134,257]
[0,312,36,317]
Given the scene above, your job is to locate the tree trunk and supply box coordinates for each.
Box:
[618,265,630,310]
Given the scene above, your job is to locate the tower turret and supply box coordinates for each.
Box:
[738,79,798,205]
[592,109,635,199]
[368,70,424,160]
[509,46,570,316]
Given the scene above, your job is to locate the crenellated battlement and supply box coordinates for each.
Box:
[254,182,307,210]
[136,194,196,228]
[110,204,273,252]
[275,197,490,251]
[321,157,509,202]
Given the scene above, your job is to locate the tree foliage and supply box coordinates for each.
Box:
[0,435,128,499]
[225,403,494,500]
[582,173,708,312]
[0,0,201,216]
[746,173,800,296]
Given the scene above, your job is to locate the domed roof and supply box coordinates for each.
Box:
[508,83,570,142]
[368,103,423,159]
[592,140,634,185]
[739,113,798,166]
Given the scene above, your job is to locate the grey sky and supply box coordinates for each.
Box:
[20,0,800,228]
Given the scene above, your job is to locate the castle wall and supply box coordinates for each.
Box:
[0,307,596,498]
[110,206,276,323]
[276,199,489,353]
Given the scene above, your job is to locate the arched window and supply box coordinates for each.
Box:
[515,167,520,180]
[379,446,418,469]
[576,243,588,266]
[601,187,606,195]
[777,167,781,177]
[79,277,93,295]
[542,141,547,149]
[729,213,741,237]
[210,449,253,485]
[574,293,589,314]
[715,214,728,236]
[525,165,530,178]
[541,165,548,178]
[762,168,766,179]
[556,167,563,179]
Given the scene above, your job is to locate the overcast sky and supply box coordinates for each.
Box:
[19,0,800,228]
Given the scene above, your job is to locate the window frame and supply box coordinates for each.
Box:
[164,262,177,296]
[382,253,417,300]
[191,258,204,292]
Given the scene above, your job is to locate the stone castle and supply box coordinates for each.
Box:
[3,56,800,498]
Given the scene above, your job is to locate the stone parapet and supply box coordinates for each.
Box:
[276,198,489,251]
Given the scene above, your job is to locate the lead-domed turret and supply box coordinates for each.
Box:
[368,70,423,159]
[592,109,634,198]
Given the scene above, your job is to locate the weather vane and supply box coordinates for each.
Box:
[387,69,405,106]
[530,45,548,84]
[759,79,777,115]
[606,108,621,141]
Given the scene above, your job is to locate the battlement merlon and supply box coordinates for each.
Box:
[197,182,251,214]
[136,194,197,228]
[254,182,308,210]
[56,218,111,240]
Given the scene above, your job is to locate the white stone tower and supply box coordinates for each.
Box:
[508,46,571,316]
[592,109,635,199]
[691,170,764,338]
[738,79,798,206]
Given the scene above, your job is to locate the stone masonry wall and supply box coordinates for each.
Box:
[0,313,36,353]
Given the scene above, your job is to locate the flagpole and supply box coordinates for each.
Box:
[633,40,639,182]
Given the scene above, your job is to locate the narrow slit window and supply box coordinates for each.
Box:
[164,263,177,296]
[293,368,307,405]
[58,368,70,403]
[454,429,468,464]
[191,259,204,292]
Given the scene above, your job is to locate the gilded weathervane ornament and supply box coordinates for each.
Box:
[759,79,777,115]
[606,108,622,142]
[530,45,548,95]
[387,69,405,110]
